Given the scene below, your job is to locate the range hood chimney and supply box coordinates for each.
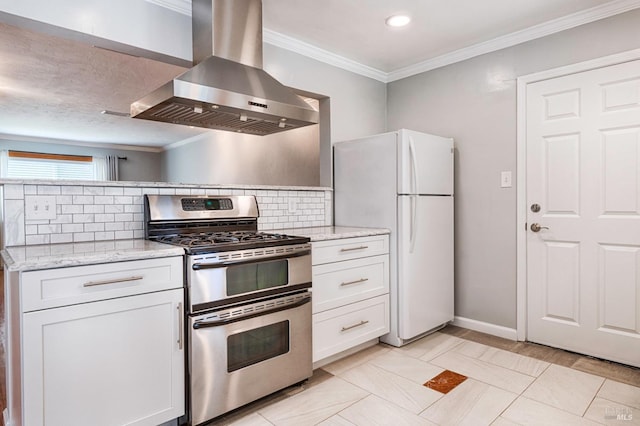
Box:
[130,0,319,136]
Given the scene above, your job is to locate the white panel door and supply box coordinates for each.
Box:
[22,289,185,426]
[397,130,454,195]
[527,60,640,367]
[397,195,454,339]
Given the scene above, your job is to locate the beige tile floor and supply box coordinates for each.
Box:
[210,327,640,426]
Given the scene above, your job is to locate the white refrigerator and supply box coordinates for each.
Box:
[334,129,454,347]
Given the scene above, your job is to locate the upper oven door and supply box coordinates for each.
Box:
[187,244,311,312]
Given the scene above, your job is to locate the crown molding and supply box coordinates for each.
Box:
[262,29,388,83]
[145,0,640,83]
[386,0,640,82]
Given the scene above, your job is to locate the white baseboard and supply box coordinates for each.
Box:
[453,316,518,341]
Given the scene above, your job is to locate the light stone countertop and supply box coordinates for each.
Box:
[278,226,390,242]
[1,239,185,271]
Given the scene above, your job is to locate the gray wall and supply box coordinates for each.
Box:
[387,9,640,329]
[263,44,388,143]
[0,140,162,182]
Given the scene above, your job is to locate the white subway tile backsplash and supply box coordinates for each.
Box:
[37,185,61,195]
[95,214,115,223]
[84,222,105,232]
[61,186,83,195]
[94,231,115,240]
[62,224,84,233]
[105,222,124,231]
[72,214,94,223]
[84,205,105,214]
[124,204,143,213]
[38,224,61,234]
[50,215,73,224]
[73,195,93,204]
[123,187,142,196]
[114,213,134,222]
[51,233,73,244]
[94,196,114,205]
[56,195,72,205]
[115,230,134,239]
[104,205,124,214]
[62,205,83,214]
[26,234,50,245]
[104,187,124,196]
[83,186,104,195]
[3,183,331,245]
[124,222,143,230]
[73,232,94,242]
[114,196,133,204]
[24,185,37,195]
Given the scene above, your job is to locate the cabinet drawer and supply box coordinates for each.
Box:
[21,256,183,312]
[313,295,389,363]
[312,235,389,265]
[313,255,389,313]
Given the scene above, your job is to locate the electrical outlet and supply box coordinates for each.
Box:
[25,196,57,220]
[501,171,512,188]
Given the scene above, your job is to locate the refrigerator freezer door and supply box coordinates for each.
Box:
[397,195,454,340]
[397,130,454,196]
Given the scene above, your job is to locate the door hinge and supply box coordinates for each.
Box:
[525,222,528,231]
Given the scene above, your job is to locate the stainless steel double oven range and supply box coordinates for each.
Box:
[144,195,312,425]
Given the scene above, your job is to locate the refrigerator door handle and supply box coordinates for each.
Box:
[410,194,417,253]
[409,135,419,194]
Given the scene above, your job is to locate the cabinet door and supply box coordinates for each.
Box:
[22,289,185,426]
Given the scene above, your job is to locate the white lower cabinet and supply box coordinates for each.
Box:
[313,295,389,362]
[311,235,390,363]
[9,257,185,426]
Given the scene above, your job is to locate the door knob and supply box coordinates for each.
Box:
[530,223,549,232]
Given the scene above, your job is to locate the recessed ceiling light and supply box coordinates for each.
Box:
[385,14,411,27]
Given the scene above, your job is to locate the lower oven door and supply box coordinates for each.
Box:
[189,291,312,425]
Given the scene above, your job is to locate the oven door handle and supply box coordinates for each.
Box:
[192,250,310,270]
[192,296,311,329]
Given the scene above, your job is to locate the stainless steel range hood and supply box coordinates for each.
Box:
[131,0,319,136]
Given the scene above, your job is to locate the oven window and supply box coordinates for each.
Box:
[227,321,290,372]
[226,260,289,296]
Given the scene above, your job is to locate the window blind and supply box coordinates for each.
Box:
[5,151,98,180]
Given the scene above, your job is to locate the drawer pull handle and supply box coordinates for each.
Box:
[341,278,369,287]
[341,320,369,332]
[340,246,369,252]
[83,275,144,287]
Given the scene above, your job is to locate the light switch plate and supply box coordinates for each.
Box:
[501,171,512,188]
[25,196,57,220]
